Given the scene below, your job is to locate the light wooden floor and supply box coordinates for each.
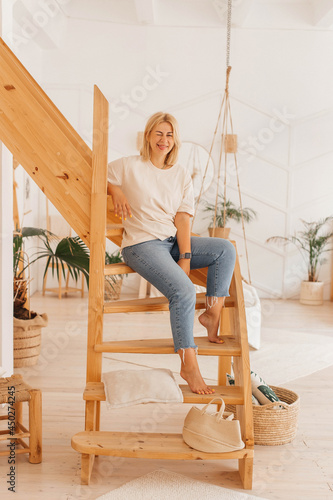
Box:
[1,294,333,500]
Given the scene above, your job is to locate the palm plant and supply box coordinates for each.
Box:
[13,227,90,318]
[105,250,123,267]
[267,217,333,282]
[204,195,257,228]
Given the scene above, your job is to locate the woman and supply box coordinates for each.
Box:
[107,112,236,395]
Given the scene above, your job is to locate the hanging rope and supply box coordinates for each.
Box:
[192,0,252,284]
[226,0,232,68]
[227,95,252,284]
[191,92,225,225]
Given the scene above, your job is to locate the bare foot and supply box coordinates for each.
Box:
[199,311,224,344]
[180,366,215,395]
[178,348,215,395]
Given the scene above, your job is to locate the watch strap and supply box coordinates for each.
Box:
[179,253,192,259]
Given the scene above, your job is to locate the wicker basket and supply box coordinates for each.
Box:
[13,313,48,367]
[226,386,300,446]
[104,277,123,301]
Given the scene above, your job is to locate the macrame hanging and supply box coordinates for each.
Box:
[192,0,252,284]
[184,143,209,198]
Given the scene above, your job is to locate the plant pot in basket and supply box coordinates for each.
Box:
[13,313,48,367]
[208,227,231,239]
[104,277,123,301]
[267,217,333,306]
[300,281,324,306]
[204,196,256,239]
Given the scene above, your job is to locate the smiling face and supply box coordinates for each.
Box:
[140,112,180,167]
[148,121,175,165]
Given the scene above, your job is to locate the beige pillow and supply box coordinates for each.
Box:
[102,368,183,408]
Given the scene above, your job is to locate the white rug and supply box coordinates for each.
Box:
[249,327,333,385]
[96,469,268,500]
[104,327,333,387]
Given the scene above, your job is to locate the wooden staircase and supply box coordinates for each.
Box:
[0,37,254,489]
[70,87,254,488]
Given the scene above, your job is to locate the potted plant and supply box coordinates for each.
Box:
[13,227,90,366]
[204,195,257,238]
[104,250,124,301]
[267,217,333,305]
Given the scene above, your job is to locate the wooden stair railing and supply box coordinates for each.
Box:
[0,38,253,489]
[0,37,126,248]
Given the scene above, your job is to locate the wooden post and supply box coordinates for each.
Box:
[331,247,333,301]
[86,85,109,385]
[229,253,254,489]
[82,86,109,484]
[14,401,22,434]
[28,389,42,464]
[13,158,20,229]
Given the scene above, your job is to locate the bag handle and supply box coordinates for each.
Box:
[200,397,226,422]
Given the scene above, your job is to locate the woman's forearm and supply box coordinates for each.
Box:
[107,182,132,219]
[174,212,191,254]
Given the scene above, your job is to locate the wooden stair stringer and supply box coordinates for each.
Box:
[0,37,92,245]
[0,37,122,248]
[228,252,254,489]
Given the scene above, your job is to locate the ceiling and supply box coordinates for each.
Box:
[54,0,333,29]
[9,0,333,52]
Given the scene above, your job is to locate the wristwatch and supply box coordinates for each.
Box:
[179,253,192,260]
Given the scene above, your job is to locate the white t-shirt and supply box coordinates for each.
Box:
[108,155,194,249]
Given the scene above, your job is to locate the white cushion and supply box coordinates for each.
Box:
[102,368,183,408]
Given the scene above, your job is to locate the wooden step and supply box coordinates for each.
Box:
[72,431,253,460]
[95,335,240,356]
[104,293,234,313]
[104,262,135,276]
[180,384,244,404]
[106,224,124,238]
[190,267,209,288]
[83,381,244,405]
[103,260,210,288]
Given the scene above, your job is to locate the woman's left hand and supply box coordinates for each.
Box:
[177,258,191,277]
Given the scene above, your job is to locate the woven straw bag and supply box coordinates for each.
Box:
[182,397,245,453]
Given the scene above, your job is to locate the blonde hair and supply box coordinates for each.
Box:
[140,112,181,167]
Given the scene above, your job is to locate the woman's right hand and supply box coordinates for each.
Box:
[108,184,132,220]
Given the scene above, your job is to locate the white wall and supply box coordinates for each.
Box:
[10,5,333,299]
[0,0,13,377]
[0,0,44,376]
[0,144,13,377]
[0,0,13,376]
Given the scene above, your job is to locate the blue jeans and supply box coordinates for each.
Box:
[122,236,236,353]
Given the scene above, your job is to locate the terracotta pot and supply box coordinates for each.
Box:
[13,313,48,367]
[208,227,231,239]
[299,281,324,306]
